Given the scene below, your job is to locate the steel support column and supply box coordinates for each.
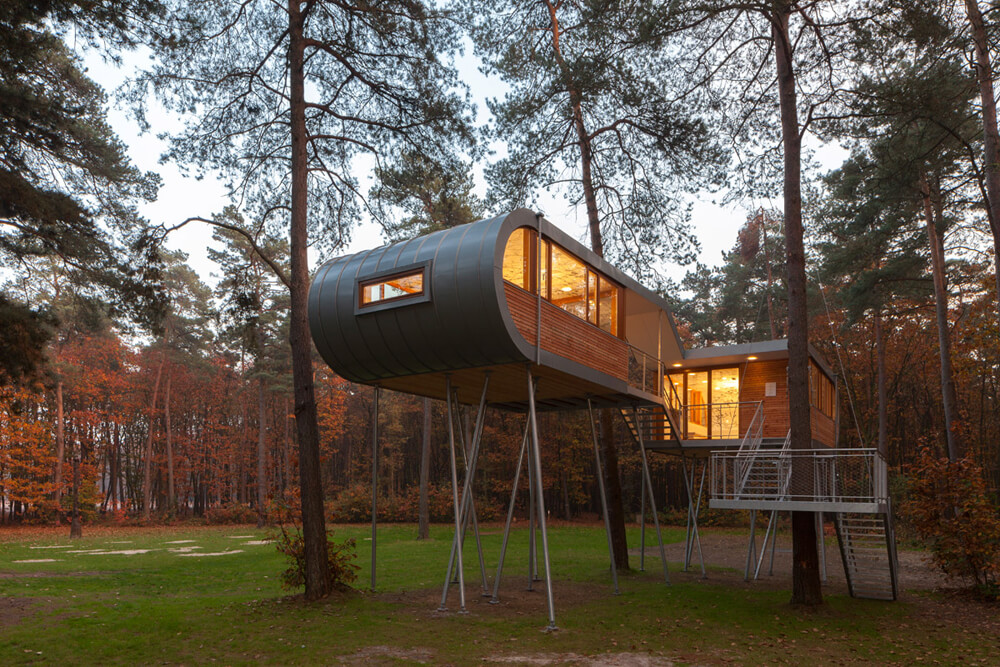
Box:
[587,399,619,594]
[527,369,557,631]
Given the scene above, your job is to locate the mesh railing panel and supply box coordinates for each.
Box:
[712,449,885,504]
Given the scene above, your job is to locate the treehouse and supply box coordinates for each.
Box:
[308,207,837,446]
[308,209,896,626]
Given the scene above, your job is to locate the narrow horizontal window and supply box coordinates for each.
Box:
[360,270,424,306]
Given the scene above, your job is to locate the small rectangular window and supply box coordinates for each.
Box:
[360,270,424,306]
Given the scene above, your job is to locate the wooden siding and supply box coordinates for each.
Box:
[811,407,836,447]
[505,282,627,382]
[739,360,789,439]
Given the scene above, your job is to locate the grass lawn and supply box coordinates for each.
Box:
[1,522,997,665]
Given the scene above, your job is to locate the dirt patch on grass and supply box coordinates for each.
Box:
[0,570,104,579]
[657,529,951,598]
[0,597,64,629]
[487,653,673,666]
[338,644,435,664]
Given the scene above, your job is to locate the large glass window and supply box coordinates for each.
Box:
[539,238,551,298]
[360,270,424,305]
[686,371,709,439]
[598,276,618,335]
[502,227,531,290]
[550,243,587,319]
[666,368,741,439]
[810,362,835,417]
[710,368,740,438]
[503,227,622,337]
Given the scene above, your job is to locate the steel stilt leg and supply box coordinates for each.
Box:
[587,399,618,594]
[527,370,557,631]
[754,510,777,581]
[745,509,757,582]
[633,407,669,584]
[371,387,379,593]
[491,419,531,604]
[442,376,490,599]
[639,470,647,572]
[438,376,466,613]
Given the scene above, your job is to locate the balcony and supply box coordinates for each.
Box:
[710,448,888,513]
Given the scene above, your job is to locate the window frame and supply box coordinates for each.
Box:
[501,227,624,339]
[355,261,432,315]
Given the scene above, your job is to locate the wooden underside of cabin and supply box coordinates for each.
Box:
[371,362,651,412]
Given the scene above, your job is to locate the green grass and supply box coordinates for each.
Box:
[0,523,996,665]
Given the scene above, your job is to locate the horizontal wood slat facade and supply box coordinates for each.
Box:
[739,360,789,439]
[505,282,627,383]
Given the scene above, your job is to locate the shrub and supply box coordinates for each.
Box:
[903,448,1000,596]
[273,525,358,592]
[204,503,259,525]
[327,483,490,523]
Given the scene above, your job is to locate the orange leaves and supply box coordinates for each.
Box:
[903,448,1000,594]
[0,386,56,516]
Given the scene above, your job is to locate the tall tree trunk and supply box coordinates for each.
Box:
[70,449,82,538]
[143,355,164,520]
[761,216,778,339]
[772,4,822,606]
[53,379,65,523]
[418,397,431,540]
[288,0,331,600]
[919,171,963,461]
[165,373,175,513]
[544,0,628,568]
[964,0,1000,327]
[875,311,887,458]
[258,378,268,527]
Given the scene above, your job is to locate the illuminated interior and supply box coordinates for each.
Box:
[360,270,424,305]
[502,227,621,337]
[711,368,740,438]
[667,368,740,439]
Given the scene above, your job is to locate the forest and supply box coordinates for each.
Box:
[2,0,1000,604]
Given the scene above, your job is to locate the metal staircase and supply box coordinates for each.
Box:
[835,507,899,600]
[620,377,684,451]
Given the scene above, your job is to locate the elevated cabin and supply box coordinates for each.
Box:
[309,208,837,453]
[309,209,895,611]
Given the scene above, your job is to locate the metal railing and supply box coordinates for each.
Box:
[712,448,888,506]
[734,402,766,495]
[626,345,661,396]
[670,401,756,440]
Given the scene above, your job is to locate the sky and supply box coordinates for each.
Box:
[84,44,843,292]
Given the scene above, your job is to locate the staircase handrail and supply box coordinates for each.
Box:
[734,401,765,495]
[660,372,684,439]
[778,429,793,497]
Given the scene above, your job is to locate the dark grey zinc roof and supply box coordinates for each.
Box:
[308,210,537,384]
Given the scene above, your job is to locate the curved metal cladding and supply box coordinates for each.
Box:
[309,209,538,383]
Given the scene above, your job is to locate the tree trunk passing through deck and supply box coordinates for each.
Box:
[772,4,822,606]
[288,0,331,600]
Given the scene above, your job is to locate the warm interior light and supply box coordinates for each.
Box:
[561,286,573,292]
[747,355,758,361]
[672,363,682,367]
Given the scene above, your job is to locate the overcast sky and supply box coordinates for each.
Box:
[85,45,842,292]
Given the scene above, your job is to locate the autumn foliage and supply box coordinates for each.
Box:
[904,448,1000,595]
